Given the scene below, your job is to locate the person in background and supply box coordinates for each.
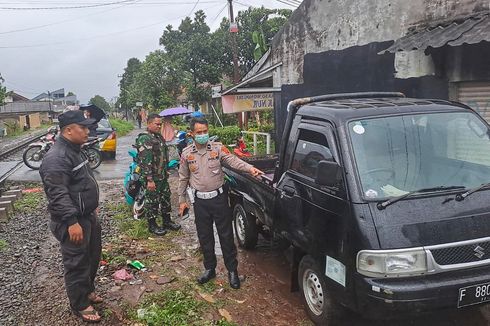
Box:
[83,109,98,138]
[135,113,181,235]
[136,110,143,129]
[40,110,103,323]
[161,116,176,142]
[178,117,263,289]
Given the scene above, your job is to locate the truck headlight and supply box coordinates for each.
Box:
[357,248,427,277]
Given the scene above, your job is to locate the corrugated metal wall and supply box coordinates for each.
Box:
[457,81,490,122]
[454,81,490,165]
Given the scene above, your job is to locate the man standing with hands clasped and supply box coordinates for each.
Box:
[40,110,103,323]
[178,117,263,289]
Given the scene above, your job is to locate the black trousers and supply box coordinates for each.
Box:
[49,212,102,311]
[194,188,238,272]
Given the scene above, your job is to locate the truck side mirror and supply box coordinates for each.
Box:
[315,160,341,187]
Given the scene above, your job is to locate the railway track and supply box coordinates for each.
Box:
[0,132,48,186]
[0,132,48,161]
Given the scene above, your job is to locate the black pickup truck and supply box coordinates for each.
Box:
[223,92,490,323]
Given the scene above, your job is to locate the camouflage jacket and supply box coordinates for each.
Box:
[135,132,168,180]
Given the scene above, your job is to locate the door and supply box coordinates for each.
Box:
[275,122,348,257]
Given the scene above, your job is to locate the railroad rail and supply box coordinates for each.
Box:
[0,132,48,161]
[0,132,48,188]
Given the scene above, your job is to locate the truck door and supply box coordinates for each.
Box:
[275,122,347,257]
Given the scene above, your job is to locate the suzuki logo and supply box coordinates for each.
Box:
[473,245,486,259]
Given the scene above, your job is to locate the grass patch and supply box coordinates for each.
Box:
[105,202,150,239]
[133,288,204,325]
[13,191,44,214]
[109,118,134,137]
[199,280,217,293]
[0,239,7,251]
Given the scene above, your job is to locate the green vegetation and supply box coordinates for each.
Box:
[89,94,111,113]
[209,125,241,146]
[0,239,7,251]
[117,7,291,110]
[105,202,150,239]
[0,73,6,104]
[13,191,44,214]
[134,289,204,325]
[109,118,134,137]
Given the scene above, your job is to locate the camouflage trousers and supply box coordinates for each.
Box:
[143,179,171,220]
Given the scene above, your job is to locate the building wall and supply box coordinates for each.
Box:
[271,0,489,85]
[28,113,41,129]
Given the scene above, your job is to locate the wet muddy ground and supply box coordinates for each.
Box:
[1,177,490,325]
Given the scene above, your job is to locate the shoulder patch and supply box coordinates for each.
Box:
[221,145,231,154]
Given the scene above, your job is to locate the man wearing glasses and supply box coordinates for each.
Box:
[135,113,181,235]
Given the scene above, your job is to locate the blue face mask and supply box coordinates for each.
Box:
[195,133,209,145]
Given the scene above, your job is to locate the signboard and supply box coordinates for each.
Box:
[222,93,273,113]
[211,85,222,99]
[136,101,143,107]
[229,22,238,33]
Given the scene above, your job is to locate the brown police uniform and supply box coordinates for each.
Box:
[178,141,252,272]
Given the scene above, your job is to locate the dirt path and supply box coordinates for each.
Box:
[4,177,489,325]
[1,177,309,325]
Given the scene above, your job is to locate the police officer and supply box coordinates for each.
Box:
[178,117,263,289]
[135,113,181,236]
[40,110,102,323]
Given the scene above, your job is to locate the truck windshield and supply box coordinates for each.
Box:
[348,112,490,199]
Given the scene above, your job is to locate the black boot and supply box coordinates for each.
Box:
[162,213,181,231]
[148,218,167,236]
[197,269,216,284]
[228,270,240,289]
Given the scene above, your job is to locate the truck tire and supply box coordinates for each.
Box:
[233,203,258,249]
[298,255,340,324]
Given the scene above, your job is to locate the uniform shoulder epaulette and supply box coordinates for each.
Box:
[183,143,197,153]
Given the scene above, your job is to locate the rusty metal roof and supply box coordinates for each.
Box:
[379,12,490,54]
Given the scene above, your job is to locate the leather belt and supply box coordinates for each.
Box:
[195,187,224,200]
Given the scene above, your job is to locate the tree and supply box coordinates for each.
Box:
[66,91,76,97]
[160,10,221,104]
[89,95,111,113]
[133,50,182,110]
[213,7,292,74]
[0,74,6,104]
[118,58,142,110]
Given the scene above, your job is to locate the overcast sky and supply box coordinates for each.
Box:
[0,0,297,104]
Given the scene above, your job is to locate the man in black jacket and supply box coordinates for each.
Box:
[40,110,102,323]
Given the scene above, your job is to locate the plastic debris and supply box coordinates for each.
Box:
[112,268,133,281]
[127,260,147,271]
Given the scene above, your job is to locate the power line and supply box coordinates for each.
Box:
[0,1,140,34]
[0,2,223,49]
[0,0,137,10]
[186,0,200,17]
[210,3,228,26]
[274,0,298,8]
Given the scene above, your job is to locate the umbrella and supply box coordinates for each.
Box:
[159,107,191,117]
[79,104,106,122]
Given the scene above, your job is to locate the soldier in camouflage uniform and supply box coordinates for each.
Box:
[135,113,181,236]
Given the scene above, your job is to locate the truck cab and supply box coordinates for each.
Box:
[224,93,490,324]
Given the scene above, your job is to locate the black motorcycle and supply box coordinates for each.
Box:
[23,129,102,170]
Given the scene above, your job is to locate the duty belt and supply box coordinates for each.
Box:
[195,187,224,200]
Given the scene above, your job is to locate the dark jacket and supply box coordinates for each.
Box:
[40,135,99,226]
[88,122,98,137]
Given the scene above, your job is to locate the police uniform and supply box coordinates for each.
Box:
[178,141,253,278]
[135,131,180,234]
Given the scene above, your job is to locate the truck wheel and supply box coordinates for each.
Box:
[298,255,339,324]
[233,203,258,249]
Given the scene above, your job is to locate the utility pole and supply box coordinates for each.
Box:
[228,0,245,128]
[47,91,53,122]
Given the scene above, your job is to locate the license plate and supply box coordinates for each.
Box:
[458,282,490,308]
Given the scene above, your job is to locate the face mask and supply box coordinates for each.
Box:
[195,133,209,145]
